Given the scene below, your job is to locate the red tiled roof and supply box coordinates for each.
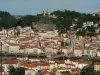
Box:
[20,37,33,41]
[94,62,100,65]
[8,43,19,46]
[22,63,37,68]
[3,60,18,64]
[57,60,65,64]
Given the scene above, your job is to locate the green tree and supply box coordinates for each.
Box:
[20,15,39,25]
[8,66,25,75]
[0,11,17,29]
[76,27,86,48]
[81,66,95,75]
[15,67,25,75]
[8,65,15,75]
[75,73,79,75]
[96,71,100,75]
[86,26,98,42]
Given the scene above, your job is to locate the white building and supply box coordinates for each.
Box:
[25,70,37,75]
[94,62,100,71]
[97,49,100,57]
[74,49,82,57]
[82,48,97,57]
[7,43,20,53]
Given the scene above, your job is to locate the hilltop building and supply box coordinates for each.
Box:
[43,9,56,19]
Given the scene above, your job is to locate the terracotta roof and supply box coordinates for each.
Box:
[40,63,50,66]
[8,43,19,46]
[71,59,86,64]
[3,60,18,64]
[57,60,65,64]
[23,63,37,68]
[20,37,33,41]
[94,62,100,65]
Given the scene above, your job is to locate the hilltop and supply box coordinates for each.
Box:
[0,10,100,32]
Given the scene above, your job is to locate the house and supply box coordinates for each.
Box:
[74,49,82,57]
[61,47,67,54]
[25,47,42,54]
[25,69,37,75]
[29,58,40,62]
[19,36,35,44]
[2,43,9,53]
[39,62,50,70]
[65,59,75,69]
[97,49,100,57]
[45,46,54,53]
[82,48,97,57]
[1,59,19,74]
[49,60,57,70]
[71,59,88,69]
[57,60,66,68]
[94,62,100,71]
[54,68,72,75]
[22,62,38,70]
[7,43,20,53]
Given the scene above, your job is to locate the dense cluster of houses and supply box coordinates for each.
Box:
[0,25,100,57]
[0,57,100,75]
[0,57,89,75]
[0,21,100,75]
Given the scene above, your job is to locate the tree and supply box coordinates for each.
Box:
[15,67,25,75]
[76,27,87,48]
[86,25,98,42]
[8,65,15,75]
[96,71,100,75]
[60,71,71,75]
[75,73,79,75]
[0,10,100,31]
[81,66,96,75]
[8,66,25,75]
[0,11,17,29]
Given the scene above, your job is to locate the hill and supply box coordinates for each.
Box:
[0,10,100,32]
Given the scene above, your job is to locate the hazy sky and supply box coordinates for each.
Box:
[0,0,100,15]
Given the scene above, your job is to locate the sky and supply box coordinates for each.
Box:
[0,0,100,15]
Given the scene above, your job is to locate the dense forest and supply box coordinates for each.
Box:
[0,10,100,32]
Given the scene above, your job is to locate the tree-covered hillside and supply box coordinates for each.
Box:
[0,10,100,31]
[0,11,17,29]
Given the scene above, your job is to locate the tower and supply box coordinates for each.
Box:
[43,8,50,16]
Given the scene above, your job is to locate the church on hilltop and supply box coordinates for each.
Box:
[43,9,56,19]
